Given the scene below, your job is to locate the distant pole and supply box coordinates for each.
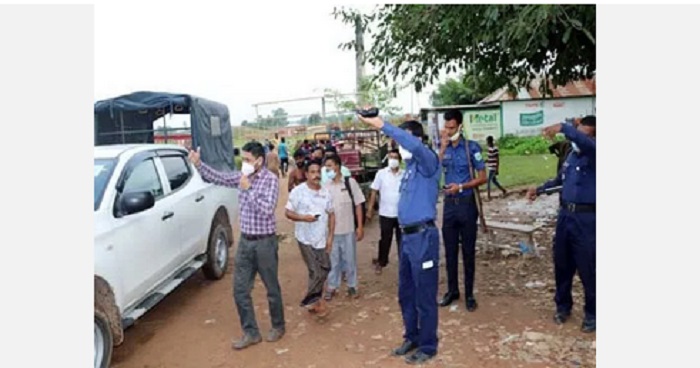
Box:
[354,14,365,106]
[354,13,365,131]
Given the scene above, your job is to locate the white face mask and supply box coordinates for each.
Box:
[388,158,400,169]
[398,146,412,161]
[241,161,256,176]
[450,131,461,141]
[326,169,337,180]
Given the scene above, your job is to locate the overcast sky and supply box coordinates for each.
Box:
[94,3,440,127]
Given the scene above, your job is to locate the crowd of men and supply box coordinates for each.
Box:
[186,108,596,365]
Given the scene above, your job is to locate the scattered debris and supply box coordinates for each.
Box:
[525,281,547,289]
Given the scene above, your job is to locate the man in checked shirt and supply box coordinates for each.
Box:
[188,142,285,350]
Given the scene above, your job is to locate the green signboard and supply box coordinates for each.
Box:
[519,110,544,127]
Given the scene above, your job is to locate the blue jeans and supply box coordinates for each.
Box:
[487,169,505,193]
[327,232,357,289]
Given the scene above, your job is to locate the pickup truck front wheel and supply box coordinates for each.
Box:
[202,216,231,280]
[94,310,112,368]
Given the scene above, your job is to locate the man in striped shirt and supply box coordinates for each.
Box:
[486,136,507,200]
[189,141,285,350]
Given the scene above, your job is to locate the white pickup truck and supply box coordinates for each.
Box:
[94,144,238,368]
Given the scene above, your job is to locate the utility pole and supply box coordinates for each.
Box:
[354,13,365,106]
[354,12,365,130]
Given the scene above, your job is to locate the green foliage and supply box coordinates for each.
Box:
[431,77,478,106]
[324,75,401,117]
[308,113,322,125]
[333,5,595,94]
[430,73,503,106]
[246,107,289,128]
[497,135,552,156]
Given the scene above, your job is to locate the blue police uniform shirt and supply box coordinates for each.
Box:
[442,137,486,197]
[380,122,440,226]
[538,123,596,204]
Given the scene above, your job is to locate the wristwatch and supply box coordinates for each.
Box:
[459,183,463,193]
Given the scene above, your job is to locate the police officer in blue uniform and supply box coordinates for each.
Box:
[438,109,487,311]
[528,115,596,333]
[357,112,441,365]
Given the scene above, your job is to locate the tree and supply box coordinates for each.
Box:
[271,108,288,127]
[431,78,476,106]
[357,75,401,115]
[333,5,595,94]
[430,73,502,106]
[323,75,401,121]
[241,120,249,126]
[308,113,322,125]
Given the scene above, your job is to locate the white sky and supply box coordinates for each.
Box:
[94,3,441,127]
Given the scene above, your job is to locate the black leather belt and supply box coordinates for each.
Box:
[444,195,474,205]
[401,220,436,235]
[561,202,596,213]
[242,233,275,241]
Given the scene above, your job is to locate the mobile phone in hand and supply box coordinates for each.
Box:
[314,214,321,219]
[356,107,379,118]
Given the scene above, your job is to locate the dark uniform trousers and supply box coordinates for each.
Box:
[441,195,479,298]
[399,226,440,356]
[553,205,596,320]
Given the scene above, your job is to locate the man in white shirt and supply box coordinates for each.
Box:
[285,159,335,316]
[366,149,404,275]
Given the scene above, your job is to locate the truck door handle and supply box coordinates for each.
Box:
[162,211,174,220]
[195,195,204,202]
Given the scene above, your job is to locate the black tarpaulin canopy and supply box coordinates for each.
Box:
[94,91,235,172]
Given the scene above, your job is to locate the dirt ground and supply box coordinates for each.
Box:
[110,180,595,368]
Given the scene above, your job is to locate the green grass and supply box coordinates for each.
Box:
[497,154,558,188]
[437,154,557,189]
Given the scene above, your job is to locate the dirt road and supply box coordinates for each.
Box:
[110,181,595,368]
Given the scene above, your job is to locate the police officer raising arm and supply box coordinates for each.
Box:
[357,109,441,365]
[527,115,596,333]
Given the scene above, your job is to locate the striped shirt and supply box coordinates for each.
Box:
[487,146,499,171]
[197,162,279,235]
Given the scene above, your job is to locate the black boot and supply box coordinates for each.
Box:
[391,340,418,356]
[439,292,459,307]
[581,318,596,333]
[466,296,478,312]
[553,311,571,325]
